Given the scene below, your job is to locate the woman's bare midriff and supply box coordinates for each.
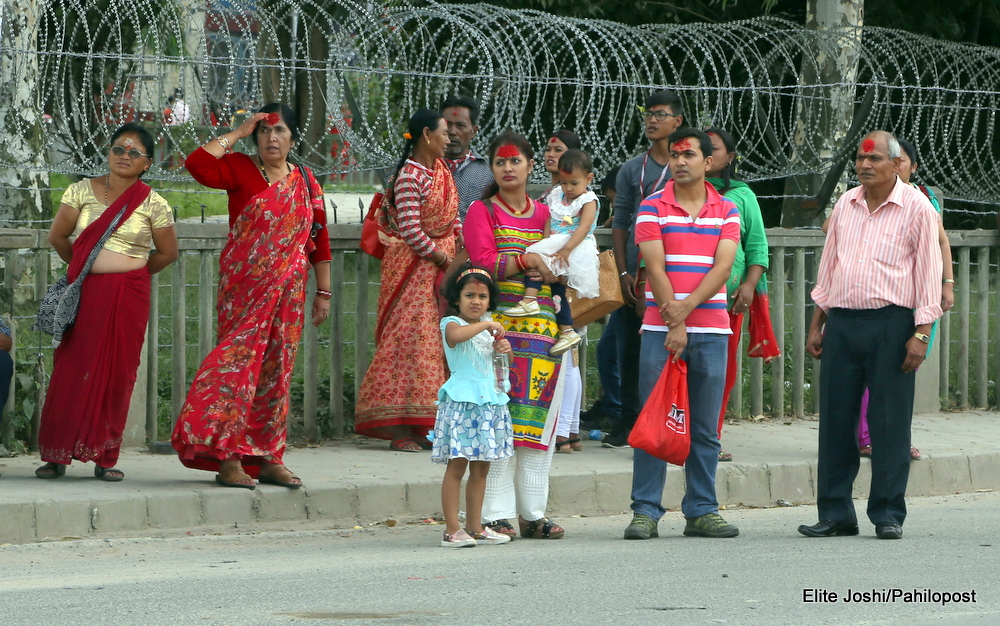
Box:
[90,248,147,274]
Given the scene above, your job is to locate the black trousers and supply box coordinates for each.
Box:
[818,305,916,526]
[611,303,643,437]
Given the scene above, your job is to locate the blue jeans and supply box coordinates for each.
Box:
[631,331,728,520]
[589,310,621,417]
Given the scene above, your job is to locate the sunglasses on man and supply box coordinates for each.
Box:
[111,145,151,159]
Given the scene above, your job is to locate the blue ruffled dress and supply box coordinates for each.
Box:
[431,316,514,463]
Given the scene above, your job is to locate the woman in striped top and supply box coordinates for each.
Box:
[354,109,462,452]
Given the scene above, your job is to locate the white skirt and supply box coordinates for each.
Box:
[525,234,601,299]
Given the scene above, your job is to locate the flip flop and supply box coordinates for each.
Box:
[390,438,423,453]
[258,466,303,489]
[94,466,124,482]
[215,470,256,490]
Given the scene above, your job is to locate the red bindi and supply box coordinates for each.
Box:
[672,138,692,152]
[496,144,520,159]
[861,138,875,153]
[549,137,559,144]
[266,112,280,126]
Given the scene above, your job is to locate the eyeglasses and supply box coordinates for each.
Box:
[641,110,681,122]
[111,145,150,159]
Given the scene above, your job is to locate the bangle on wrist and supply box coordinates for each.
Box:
[315,289,332,300]
[514,254,528,272]
[943,278,955,284]
[215,135,233,154]
[619,270,629,277]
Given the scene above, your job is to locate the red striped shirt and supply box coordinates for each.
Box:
[635,181,741,334]
[392,160,462,257]
[812,177,943,325]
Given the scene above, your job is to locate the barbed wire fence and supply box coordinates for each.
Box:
[1,0,999,228]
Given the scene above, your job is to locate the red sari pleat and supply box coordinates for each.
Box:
[171,170,311,476]
[38,267,151,467]
[354,160,458,440]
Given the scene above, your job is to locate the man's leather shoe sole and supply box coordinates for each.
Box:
[798,520,860,537]
[875,523,903,539]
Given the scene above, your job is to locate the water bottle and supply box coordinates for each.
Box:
[493,350,511,393]
[589,429,605,441]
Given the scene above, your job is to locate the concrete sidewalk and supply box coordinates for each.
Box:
[1,411,997,545]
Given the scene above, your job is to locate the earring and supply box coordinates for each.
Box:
[426,138,431,145]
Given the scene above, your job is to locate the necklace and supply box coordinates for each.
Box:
[495,192,530,216]
[103,175,109,205]
[258,156,290,184]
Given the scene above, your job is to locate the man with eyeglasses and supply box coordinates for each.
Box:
[605,89,685,449]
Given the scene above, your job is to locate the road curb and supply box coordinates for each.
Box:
[3,451,996,545]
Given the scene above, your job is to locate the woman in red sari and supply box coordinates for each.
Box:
[172,103,332,489]
[37,123,178,481]
[354,109,460,451]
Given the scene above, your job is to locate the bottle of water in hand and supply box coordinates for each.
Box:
[493,350,510,393]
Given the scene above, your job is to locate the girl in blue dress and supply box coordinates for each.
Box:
[434,266,515,547]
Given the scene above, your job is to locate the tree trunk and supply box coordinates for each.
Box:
[0,0,50,228]
[780,0,864,228]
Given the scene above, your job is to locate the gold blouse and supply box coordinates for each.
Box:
[61,180,174,259]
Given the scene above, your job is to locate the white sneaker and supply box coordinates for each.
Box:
[468,527,512,545]
[440,529,477,548]
[505,298,540,317]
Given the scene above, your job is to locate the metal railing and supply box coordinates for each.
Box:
[1,226,997,447]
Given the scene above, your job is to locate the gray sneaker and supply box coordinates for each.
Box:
[683,512,739,538]
[623,513,658,540]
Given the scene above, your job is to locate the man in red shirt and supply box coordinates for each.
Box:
[624,128,741,540]
[800,131,943,540]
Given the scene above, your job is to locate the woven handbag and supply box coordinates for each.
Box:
[567,249,624,328]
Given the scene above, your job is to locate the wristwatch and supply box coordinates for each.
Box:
[914,332,930,344]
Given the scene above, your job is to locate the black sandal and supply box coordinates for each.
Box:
[519,516,565,539]
[94,466,124,482]
[35,463,66,479]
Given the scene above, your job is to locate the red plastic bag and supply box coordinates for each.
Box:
[628,357,690,465]
[747,289,780,362]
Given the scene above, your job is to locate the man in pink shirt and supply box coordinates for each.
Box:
[800,131,943,540]
[623,128,741,540]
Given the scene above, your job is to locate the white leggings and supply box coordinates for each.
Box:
[555,357,581,438]
[481,440,556,523]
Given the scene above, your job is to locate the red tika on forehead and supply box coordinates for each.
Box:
[496,144,520,159]
[672,138,692,152]
[548,137,559,144]
[267,112,280,126]
[862,138,876,153]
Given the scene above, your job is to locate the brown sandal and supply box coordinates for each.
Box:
[258,465,303,489]
[519,516,565,539]
[216,465,256,490]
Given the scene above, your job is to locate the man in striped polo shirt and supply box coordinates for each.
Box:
[624,128,741,540]
[799,131,942,541]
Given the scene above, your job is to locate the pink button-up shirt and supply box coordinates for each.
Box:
[812,177,943,325]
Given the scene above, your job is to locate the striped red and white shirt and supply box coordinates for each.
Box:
[635,181,741,334]
[812,177,943,325]
[392,159,462,257]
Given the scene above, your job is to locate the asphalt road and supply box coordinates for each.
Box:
[2,492,997,625]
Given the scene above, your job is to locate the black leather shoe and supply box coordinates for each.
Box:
[797,520,860,537]
[875,523,903,539]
